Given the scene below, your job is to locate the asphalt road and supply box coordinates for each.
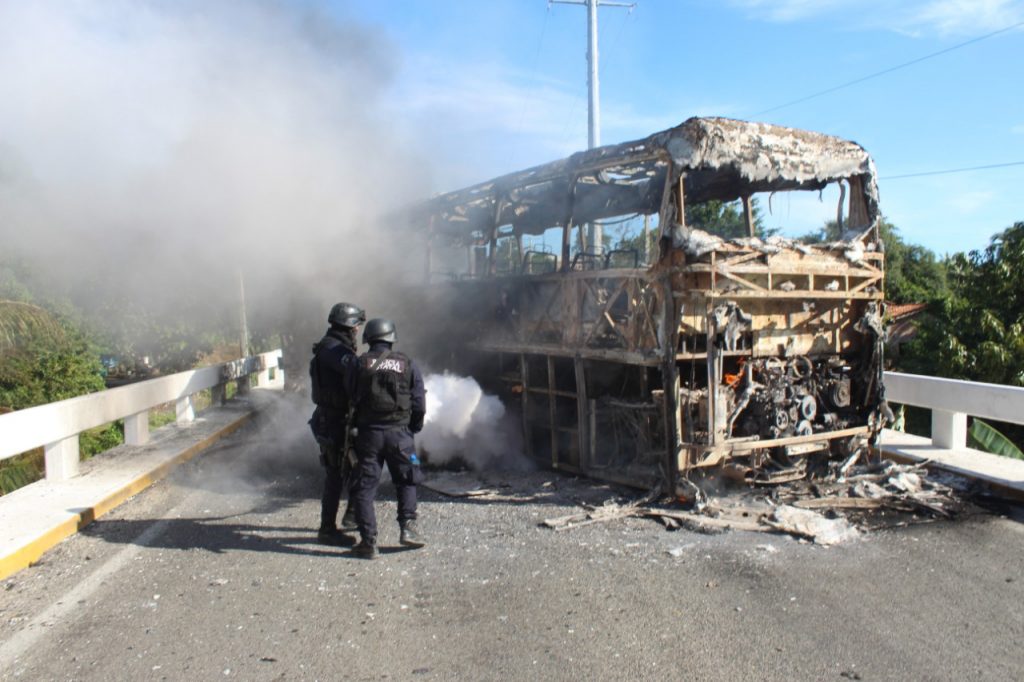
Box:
[2,394,1023,681]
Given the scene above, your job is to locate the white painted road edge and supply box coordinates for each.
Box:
[0,486,204,672]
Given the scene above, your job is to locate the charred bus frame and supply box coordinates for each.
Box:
[412,117,888,495]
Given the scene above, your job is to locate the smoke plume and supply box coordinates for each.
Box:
[418,373,527,470]
[0,2,547,498]
[0,1,433,358]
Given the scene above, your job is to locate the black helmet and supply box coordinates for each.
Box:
[363,318,397,344]
[328,302,366,329]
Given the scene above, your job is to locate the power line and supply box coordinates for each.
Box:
[565,5,635,143]
[882,161,1024,180]
[604,2,636,61]
[752,20,1024,116]
[506,5,552,169]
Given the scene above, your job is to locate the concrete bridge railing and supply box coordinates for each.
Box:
[0,349,283,481]
[883,371,1024,448]
[3,363,1017,484]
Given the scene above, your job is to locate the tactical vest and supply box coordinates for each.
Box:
[356,349,413,426]
[309,335,353,412]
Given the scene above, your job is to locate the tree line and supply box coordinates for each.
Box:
[0,261,244,493]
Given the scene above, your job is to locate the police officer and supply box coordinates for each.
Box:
[350,318,426,559]
[309,302,366,545]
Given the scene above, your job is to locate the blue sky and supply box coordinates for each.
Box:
[334,0,1024,256]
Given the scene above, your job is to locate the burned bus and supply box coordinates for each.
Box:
[409,117,889,495]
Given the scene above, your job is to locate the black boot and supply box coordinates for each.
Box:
[399,520,426,548]
[339,505,358,532]
[352,538,377,559]
[317,526,353,547]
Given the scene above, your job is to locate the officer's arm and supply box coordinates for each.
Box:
[343,355,365,430]
[320,346,349,375]
[341,353,360,403]
[408,360,426,433]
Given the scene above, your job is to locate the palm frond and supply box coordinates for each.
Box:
[0,300,66,352]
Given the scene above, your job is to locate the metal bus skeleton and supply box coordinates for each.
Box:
[408,117,889,496]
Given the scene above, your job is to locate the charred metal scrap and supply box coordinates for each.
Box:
[404,117,891,498]
[540,461,963,546]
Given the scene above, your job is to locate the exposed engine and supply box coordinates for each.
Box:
[729,356,856,441]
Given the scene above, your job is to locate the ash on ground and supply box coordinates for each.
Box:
[424,459,987,547]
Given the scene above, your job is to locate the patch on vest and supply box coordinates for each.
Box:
[376,358,405,373]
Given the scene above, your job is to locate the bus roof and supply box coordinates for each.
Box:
[422,117,879,240]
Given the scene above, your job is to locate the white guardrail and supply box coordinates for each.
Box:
[883,371,1024,449]
[0,349,283,481]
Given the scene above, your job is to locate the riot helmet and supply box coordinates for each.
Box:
[363,318,397,345]
[328,302,366,329]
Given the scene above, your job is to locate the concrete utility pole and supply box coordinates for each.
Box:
[551,0,635,255]
[237,269,250,359]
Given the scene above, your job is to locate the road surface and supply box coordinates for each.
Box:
[2,394,1022,680]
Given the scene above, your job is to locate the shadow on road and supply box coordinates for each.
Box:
[82,513,357,559]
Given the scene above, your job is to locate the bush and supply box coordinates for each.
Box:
[80,423,125,459]
[0,335,105,411]
[0,315,107,494]
[0,450,43,496]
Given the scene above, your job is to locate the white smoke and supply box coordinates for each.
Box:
[417,373,527,470]
[0,1,432,358]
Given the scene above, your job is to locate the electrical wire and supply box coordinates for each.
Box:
[506,5,552,170]
[752,19,1024,116]
[881,161,1024,180]
[604,2,636,62]
[557,3,637,148]
[565,4,636,144]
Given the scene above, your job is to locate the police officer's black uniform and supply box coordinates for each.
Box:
[350,319,426,558]
[309,302,365,544]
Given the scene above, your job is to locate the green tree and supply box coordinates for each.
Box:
[613,221,657,263]
[0,303,112,495]
[83,295,223,373]
[0,327,105,410]
[614,199,773,261]
[898,222,1024,457]
[686,198,772,239]
[0,261,34,302]
[902,222,1024,387]
[801,219,947,304]
[0,266,105,408]
[878,222,948,304]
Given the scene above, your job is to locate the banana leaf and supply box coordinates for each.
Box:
[968,419,1024,460]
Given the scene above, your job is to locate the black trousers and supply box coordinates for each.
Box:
[351,427,420,542]
[320,444,355,530]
